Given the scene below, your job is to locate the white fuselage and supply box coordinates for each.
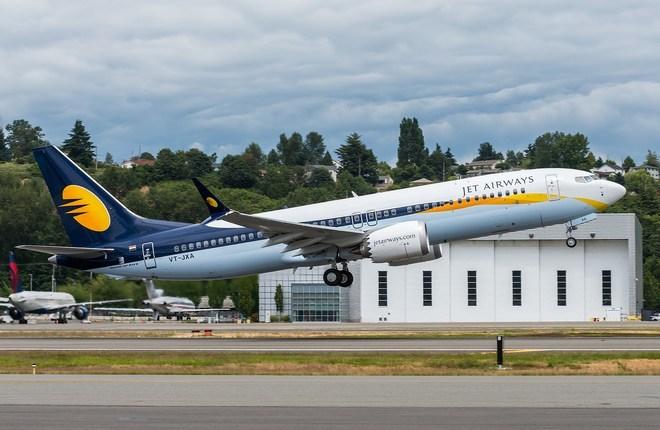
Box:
[91,168,626,280]
[8,291,76,314]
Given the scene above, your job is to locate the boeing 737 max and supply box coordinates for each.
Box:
[17,146,626,287]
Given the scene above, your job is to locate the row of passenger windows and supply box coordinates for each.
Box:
[310,188,527,227]
[173,231,264,253]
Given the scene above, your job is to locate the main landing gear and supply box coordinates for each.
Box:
[323,262,353,287]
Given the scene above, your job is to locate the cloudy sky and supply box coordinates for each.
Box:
[1,1,658,164]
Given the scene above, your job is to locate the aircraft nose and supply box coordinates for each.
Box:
[604,181,626,205]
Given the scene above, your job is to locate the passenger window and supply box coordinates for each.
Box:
[431,202,437,208]
[482,194,487,200]
[248,233,254,240]
[466,197,470,202]
[458,198,462,204]
[376,212,382,219]
[390,209,396,215]
[423,203,429,210]
[449,200,454,205]
[328,219,334,226]
[383,211,389,217]
[505,190,510,196]
[345,217,351,224]
[513,189,518,195]
[240,234,246,241]
[188,243,194,250]
[521,188,526,193]
[414,205,420,212]
[368,212,375,220]
[490,192,495,198]
[233,235,239,242]
[407,207,413,214]
[320,220,326,225]
[226,237,232,244]
[353,215,360,223]
[474,195,479,201]
[181,244,187,251]
[497,191,502,197]
[336,218,342,225]
[218,238,224,245]
[211,239,216,246]
[203,240,209,247]
[196,242,202,249]
[257,232,263,239]
[174,245,180,252]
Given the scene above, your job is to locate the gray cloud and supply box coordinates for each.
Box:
[0,0,658,164]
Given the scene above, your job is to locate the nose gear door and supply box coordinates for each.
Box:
[545,174,560,201]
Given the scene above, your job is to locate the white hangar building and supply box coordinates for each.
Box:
[259,213,642,323]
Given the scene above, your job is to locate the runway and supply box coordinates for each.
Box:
[0,375,658,429]
[2,336,660,352]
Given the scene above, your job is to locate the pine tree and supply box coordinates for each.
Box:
[267,149,280,165]
[0,128,10,162]
[320,151,333,165]
[335,133,378,185]
[427,144,447,181]
[474,142,503,161]
[397,117,427,168]
[274,284,284,316]
[61,120,95,167]
[5,119,49,163]
[622,156,635,171]
[303,132,326,164]
[104,152,114,165]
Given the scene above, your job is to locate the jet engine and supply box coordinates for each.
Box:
[8,308,24,321]
[360,221,439,264]
[72,306,89,321]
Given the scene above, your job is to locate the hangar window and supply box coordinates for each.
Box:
[211,239,216,246]
[181,244,187,251]
[557,270,567,306]
[467,271,477,306]
[378,271,388,307]
[423,271,432,307]
[512,270,522,306]
[174,245,180,253]
[602,270,612,306]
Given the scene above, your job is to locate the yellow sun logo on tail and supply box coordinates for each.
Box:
[206,197,219,208]
[59,185,111,232]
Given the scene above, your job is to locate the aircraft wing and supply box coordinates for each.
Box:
[37,299,131,314]
[222,210,365,256]
[93,307,154,315]
[170,308,233,313]
[16,245,114,259]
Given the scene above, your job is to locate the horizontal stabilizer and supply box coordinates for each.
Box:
[16,245,114,259]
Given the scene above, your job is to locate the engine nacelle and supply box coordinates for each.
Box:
[388,243,443,266]
[72,306,89,321]
[8,308,24,321]
[360,221,432,264]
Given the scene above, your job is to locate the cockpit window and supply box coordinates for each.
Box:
[575,175,597,183]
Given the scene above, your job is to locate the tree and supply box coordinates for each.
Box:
[320,151,333,166]
[335,133,378,185]
[397,117,427,168]
[140,151,155,160]
[185,148,215,176]
[444,147,457,168]
[243,143,264,168]
[154,148,189,181]
[427,144,447,181]
[104,152,115,165]
[218,154,258,188]
[335,171,376,197]
[5,119,49,162]
[0,128,10,162]
[274,284,284,316]
[525,132,593,170]
[645,150,659,167]
[277,132,305,166]
[622,156,636,171]
[306,168,334,189]
[303,132,326,165]
[505,150,524,167]
[473,142,503,161]
[61,120,95,167]
[266,148,280,165]
[237,284,255,320]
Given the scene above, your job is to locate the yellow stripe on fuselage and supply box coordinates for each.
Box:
[421,193,607,214]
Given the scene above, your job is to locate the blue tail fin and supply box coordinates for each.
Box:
[33,146,184,247]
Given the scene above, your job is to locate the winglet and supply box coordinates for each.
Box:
[191,178,230,219]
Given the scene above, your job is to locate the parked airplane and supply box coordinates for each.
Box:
[97,279,230,320]
[0,251,127,323]
[18,146,626,287]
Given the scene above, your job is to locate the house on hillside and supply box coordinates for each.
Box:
[465,159,502,177]
[630,164,660,180]
[590,163,624,178]
[121,158,156,169]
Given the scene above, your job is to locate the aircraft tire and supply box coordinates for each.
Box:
[566,237,577,248]
[338,271,353,287]
[323,268,341,286]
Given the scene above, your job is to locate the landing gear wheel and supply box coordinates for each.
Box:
[19,319,28,325]
[338,270,354,287]
[323,268,341,286]
[566,237,577,248]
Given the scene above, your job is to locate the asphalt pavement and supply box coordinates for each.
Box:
[1,375,659,429]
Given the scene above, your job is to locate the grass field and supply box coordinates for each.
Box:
[5,351,660,376]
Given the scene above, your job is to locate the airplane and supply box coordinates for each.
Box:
[0,251,128,323]
[17,145,626,288]
[96,279,232,321]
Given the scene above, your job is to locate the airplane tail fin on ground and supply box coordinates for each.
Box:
[192,178,230,219]
[8,251,23,293]
[144,279,163,300]
[32,146,186,247]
